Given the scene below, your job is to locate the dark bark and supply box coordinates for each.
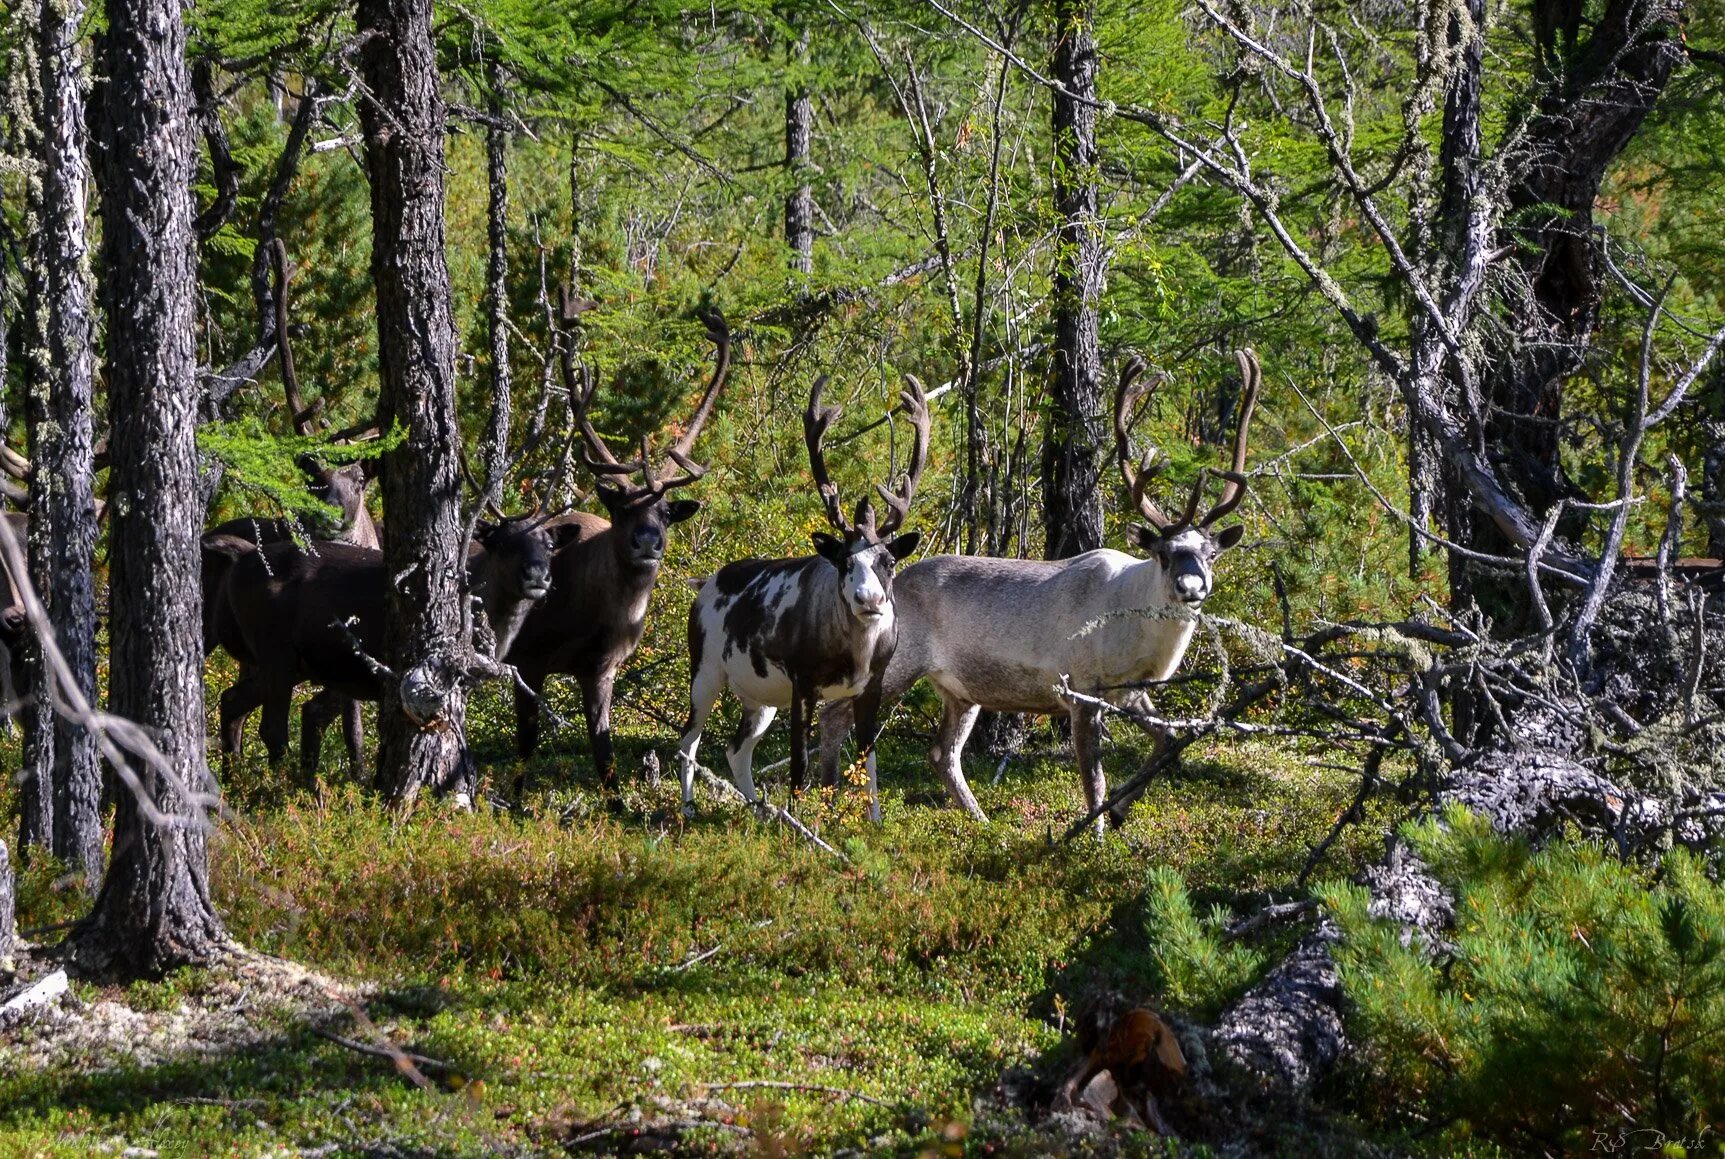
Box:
[191,57,238,241]
[77,0,226,973]
[1042,0,1105,561]
[0,839,13,965]
[1702,419,1725,559]
[358,0,473,804]
[13,0,50,859]
[483,65,511,495]
[30,0,103,887]
[1481,0,1685,528]
[784,28,814,277]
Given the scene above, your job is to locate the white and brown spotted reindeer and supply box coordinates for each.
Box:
[675,374,930,819]
[820,350,1260,833]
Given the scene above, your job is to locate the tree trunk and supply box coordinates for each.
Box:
[0,839,13,967]
[31,0,103,887]
[11,0,51,859]
[1479,0,1684,543]
[1042,0,1105,561]
[483,64,511,494]
[76,0,226,974]
[784,28,814,277]
[359,0,473,805]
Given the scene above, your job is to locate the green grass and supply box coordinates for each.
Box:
[1,704,1386,1156]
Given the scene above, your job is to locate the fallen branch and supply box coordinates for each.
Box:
[309,1024,451,1086]
[694,767,849,863]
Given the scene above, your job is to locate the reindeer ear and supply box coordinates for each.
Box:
[811,532,846,565]
[886,532,920,561]
[1215,524,1245,551]
[1129,524,1160,551]
[546,521,585,550]
[473,518,497,545]
[666,499,701,524]
[0,605,27,645]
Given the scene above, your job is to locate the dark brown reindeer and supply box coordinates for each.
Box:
[674,373,929,819]
[820,351,1260,834]
[205,513,558,781]
[200,239,381,769]
[504,307,731,789]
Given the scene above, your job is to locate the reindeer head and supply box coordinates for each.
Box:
[565,307,729,574]
[1114,349,1260,607]
[473,515,557,604]
[275,240,381,545]
[803,374,930,622]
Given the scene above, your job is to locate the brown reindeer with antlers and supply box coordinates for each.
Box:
[504,307,731,789]
[675,373,930,819]
[819,350,1260,832]
[201,239,383,775]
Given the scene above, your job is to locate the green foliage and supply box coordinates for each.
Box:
[1140,865,1265,1020]
[1322,808,1725,1153]
[198,417,402,531]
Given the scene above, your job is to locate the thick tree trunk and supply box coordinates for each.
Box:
[11,1,51,859]
[1042,0,1105,561]
[1479,0,1684,539]
[359,0,473,804]
[77,0,226,974]
[30,0,102,886]
[784,29,814,277]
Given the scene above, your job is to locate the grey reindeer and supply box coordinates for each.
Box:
[821,350,1261,832]
[676,374,930,817]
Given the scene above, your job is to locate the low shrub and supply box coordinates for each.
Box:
[1321,808,1725,1155]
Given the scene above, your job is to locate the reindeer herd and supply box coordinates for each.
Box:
[5,275,1262,832]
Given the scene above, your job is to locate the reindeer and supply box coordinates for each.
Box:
[205,514,560,780]
[820,350,1260,832]
[200,239,383,770]
[504,308,730,789]
[675,374,930,818]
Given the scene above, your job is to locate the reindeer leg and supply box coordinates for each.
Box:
[787,686,810,794]
[342,696,365,780]
[847,678,887,823]
[258,678,295,769]
[1072,702,1107,838]
[817,697,853,791]
[934,697,986,822]
[513,669,544,760]
[580,670,616,790]
[299,688,340,785]
[511,668,547,798]
[219,670,266,778]
[726,703,776,806]
[675,664,723,817]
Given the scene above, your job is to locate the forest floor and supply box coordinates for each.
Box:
[0,681,1396,1157]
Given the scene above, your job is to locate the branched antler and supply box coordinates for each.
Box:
[1114,350,1261,536]
[874,374,930,537]
[804,376,852,533]
[559,293,728,498]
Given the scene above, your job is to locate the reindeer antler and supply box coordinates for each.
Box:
[271,239,320,438]
[1113,357,1181,532]
[803,376,852,533]
[873,374,930,537]
[1198,349,1260,527]
[560,296,727,498]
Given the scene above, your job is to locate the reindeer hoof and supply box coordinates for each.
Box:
[681,801,697,820]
